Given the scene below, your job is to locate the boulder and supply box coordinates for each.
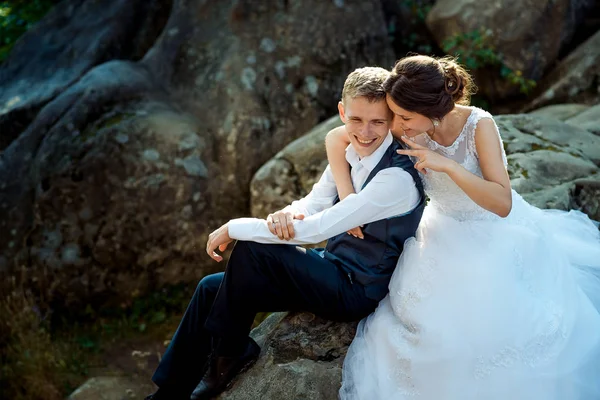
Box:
[67,376,154,400]
[507,150,597,195]
[0,0,396,312]
[495,114,600,164]
[565,104,600,134]
[425,0,596,100]
[528,104,590,121]
[495,114,600,211]
[0,0,170,151]
[220,312,356,400]
[525,30,600,110]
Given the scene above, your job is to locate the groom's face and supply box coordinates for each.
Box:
[338,96,391,158]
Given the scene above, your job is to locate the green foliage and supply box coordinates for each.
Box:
[0,0,56,62]
[442,28,537,95]
[0,289,81,400]
[402,0,432,23]
[388,0,434,54]
[499,64,537,95]
[441,29,500,69]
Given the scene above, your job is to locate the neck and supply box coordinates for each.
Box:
[425,106,458,143]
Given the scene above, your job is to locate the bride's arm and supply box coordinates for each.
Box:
[445,118,512,217]
[325,126,355,200]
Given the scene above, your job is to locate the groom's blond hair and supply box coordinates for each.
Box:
[341,67,390,104]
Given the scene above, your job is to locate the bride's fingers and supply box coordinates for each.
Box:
[346,226,364,239]
[414,160,428,174]
[400,136,427,149]
[397,149,419,156]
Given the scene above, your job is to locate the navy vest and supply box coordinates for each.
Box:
[323,140,425,300]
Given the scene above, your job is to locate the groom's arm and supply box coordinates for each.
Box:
[228,167,420,245]
[206,165,341,260]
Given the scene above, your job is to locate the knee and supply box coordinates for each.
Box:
[230,240,267,260]
[231,240,255,254]
[196,272,223,298]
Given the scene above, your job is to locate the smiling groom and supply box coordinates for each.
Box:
[147,67,426,400]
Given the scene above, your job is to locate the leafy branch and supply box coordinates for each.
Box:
[0,0,56,62]
[441,28,537,94]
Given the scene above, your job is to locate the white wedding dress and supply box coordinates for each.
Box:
[339,107,600,400]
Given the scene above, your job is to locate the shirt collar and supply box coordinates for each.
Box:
[345,131,393,172]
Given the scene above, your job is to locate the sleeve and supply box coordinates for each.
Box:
[228,168,420,245]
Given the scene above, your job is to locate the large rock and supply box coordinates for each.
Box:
[0,0,170,151]
[525,30,600,110]
[495,114,600,164]
[425,0,596,100]
[494,114,600,211]
[565,103,600,134]
[0,0,395,312]
[220,312,356,400]
[68,376,154,400]
[528,104,590,121]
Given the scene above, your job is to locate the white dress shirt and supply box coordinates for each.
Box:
[228,133,421,245]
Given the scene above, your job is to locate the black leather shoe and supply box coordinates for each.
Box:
[190,338,260,400]
[144,391,161,400]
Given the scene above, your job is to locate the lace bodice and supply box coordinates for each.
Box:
[412,107,507,221]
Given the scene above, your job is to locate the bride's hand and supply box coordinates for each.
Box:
[347,225,364,239]
[267,211,305,240]
[397,136,457,175]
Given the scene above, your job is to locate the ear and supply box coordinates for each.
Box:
[338,101,346,123]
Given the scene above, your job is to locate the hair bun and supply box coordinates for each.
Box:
[444,70,462,96]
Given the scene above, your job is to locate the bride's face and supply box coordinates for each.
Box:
[386,94,433,139]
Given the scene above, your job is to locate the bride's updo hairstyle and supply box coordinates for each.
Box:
[383,55,476,120]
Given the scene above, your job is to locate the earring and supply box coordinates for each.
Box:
[433,119,440,127]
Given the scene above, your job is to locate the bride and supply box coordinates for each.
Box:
[325,55,600,399]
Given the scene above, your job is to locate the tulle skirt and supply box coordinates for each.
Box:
[340,192,600,400]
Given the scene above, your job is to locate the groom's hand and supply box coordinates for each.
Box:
[267,211,305,240]
[206,222,233,262]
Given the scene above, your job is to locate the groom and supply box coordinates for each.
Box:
[147,67,425,400]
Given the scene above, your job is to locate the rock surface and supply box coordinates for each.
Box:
[0,0,396,312]
[222,312,356,400]
[565,104,600,134]
[528,104,591,121]
[426,0,596,99]
[0,0,170,151]
[67,376,154,400]
[250,115,343,218]
[525,30,600,110]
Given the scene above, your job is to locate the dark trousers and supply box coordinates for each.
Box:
[151,240,379,395]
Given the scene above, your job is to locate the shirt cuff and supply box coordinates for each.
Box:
[228,218,266,241]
